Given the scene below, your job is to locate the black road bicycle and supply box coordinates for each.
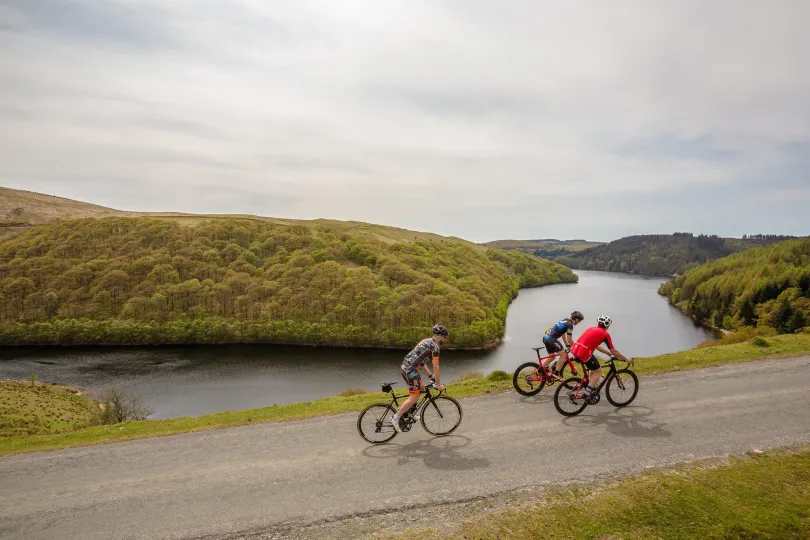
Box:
[356,380,463,444]
[553,356,639,416]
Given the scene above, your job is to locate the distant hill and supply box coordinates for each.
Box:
[659,237,810,332]
[0,187,479,248]
[483,238,603,258]
[554,233,800,276]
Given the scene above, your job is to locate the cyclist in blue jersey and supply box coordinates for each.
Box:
[541,311,584,379]
[391,324,449,433]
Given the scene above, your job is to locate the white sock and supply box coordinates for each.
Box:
[392,414,400,421]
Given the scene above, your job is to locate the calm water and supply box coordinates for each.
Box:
[0,271,713,418]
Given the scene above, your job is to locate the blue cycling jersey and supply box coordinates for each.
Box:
[544,318,574,341]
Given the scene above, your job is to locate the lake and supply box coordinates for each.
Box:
[0,270,714,418]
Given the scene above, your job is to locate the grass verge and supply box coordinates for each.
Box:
[0,381,99,437]
[2,333,810,456]
[390,446,810,539]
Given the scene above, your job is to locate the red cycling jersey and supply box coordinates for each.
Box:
[571,326,614,360]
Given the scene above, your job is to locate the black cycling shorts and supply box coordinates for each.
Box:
[543,337,563,354]
[582,355,601,370]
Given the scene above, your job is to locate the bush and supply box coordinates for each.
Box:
[100,387,152,424]
[456,371,485,382]
[338,387,367,397]
[696,326,778,348]
[750,336,770,347]
[486,370,510,382]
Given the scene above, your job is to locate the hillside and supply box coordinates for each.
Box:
[554,233,798,276]
[658,237,810,332]
[0,187,479,248]
[483,238,603,259]
[0,217,577,348]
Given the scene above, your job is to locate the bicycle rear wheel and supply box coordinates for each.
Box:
[513,362,545,396]
[357,403,398,444]
[421,396,463,436]
[553,377,589,416]
[605,369,639,407]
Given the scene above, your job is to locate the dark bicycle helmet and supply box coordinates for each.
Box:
[432,324,449,336]
[570,310,584,321]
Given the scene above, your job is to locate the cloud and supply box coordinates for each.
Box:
[1,0,808,242]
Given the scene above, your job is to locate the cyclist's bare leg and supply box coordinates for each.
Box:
[586,369,601,390]
[395,394,419,417]
[542,350,565,371]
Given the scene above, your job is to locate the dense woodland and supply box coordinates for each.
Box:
[555,233,797,276]
[658,238,810,333]
[0,218,576,348]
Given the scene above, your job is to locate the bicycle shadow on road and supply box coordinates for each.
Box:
[361,435,491,471]
[518,393,554,405]
[562,406,672,439]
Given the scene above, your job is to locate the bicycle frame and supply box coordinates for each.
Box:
[386,384,444,424]
[568,358,620,397]
[526,347,580,383]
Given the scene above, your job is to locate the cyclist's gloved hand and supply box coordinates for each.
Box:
[564,347,571,353]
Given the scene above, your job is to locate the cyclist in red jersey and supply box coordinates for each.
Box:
[570,315,634,397]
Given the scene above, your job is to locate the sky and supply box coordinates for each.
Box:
[1,0,809,243]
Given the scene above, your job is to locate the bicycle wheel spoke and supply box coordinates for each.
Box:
[421,396,462,436]
[357,404,397,444]
[605,369,639,407]
[513,362,546,396]
[553,377,588,416]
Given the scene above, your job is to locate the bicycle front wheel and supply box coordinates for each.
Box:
[357,403,398,444]
[605,369,639,407]
[513,362,545,396]
[421,396,463,436]
[553,377,589,416]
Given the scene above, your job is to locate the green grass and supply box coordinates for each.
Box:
[394,446,810,539]
[2,334,810,456]
[0,381,100,437]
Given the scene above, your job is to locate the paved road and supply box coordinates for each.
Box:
[2,357,810,540]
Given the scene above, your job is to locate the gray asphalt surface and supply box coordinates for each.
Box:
[2,356,809,540]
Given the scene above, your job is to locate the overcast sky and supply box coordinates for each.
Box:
[1,1,808,242]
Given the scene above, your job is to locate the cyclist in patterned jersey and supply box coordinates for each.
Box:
[570,315,634,397]
[391,324,449,433]
[541,311,584,380]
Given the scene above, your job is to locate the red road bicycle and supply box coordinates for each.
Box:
[512,346,581,396]
[553,356,639,416]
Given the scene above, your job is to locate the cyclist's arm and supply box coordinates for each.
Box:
[563,333,574,348]
[431,356,445,389]
[596,345,612,355]
[609,348,633,364]
[420,363,433,379]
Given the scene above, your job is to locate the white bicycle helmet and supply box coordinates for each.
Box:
[597,315,612,328]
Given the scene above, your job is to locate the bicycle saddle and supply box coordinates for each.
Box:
[380,381,398,393]
[531,346,546,353]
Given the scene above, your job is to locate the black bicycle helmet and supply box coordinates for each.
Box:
[570,310,584,321]
[432,324,449,336]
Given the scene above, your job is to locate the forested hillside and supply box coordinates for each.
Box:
[555,233,797,276]
[0,217,576,348]
[658,238,810,333]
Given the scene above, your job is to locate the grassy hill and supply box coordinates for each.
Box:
[0,187,480,248]
[483,238,603,259]
[658,237,810,332]
[555,233,799,276]
[0,380,100,437]
[0,189,577,348]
